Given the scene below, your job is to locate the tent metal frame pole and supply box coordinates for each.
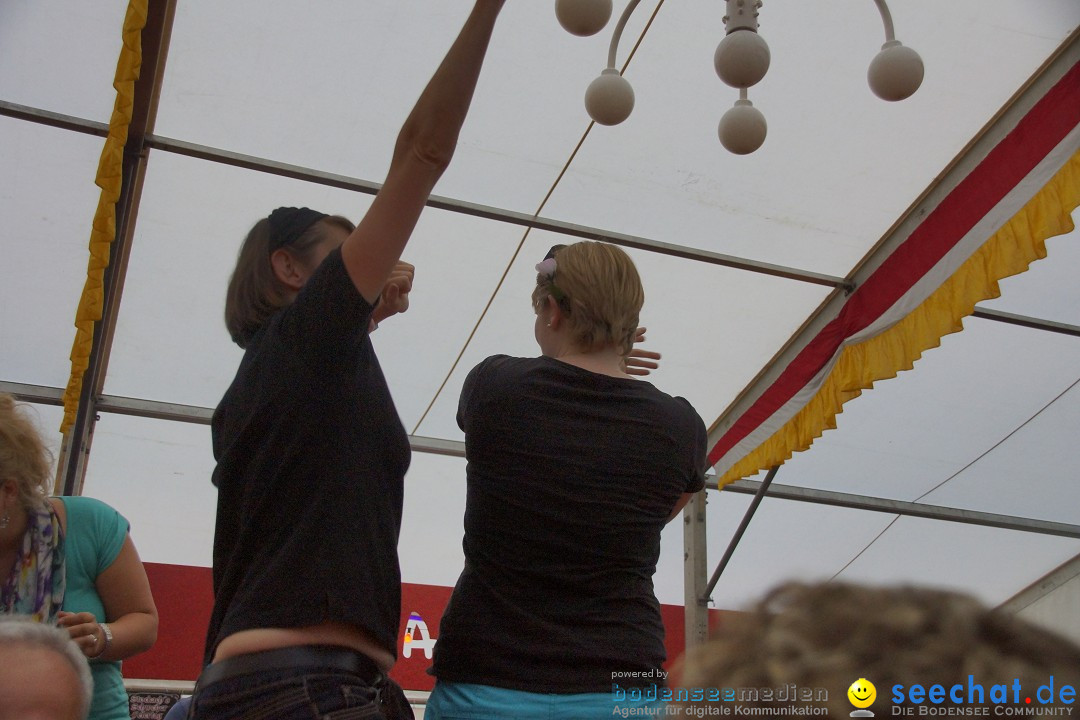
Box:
[6,102,1080,339]
[8,379,1080,538]
[0,102,843,290]
[999,553,1080,613]
[143,135,852,289]
[683,489,709,649]
[719,477,1080,539]
[703,466,779,602]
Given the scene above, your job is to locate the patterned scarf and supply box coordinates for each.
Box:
[1,503,65,622]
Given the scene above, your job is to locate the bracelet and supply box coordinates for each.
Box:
[88,622,112,659]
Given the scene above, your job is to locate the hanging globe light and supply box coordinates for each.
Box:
[555,0,613,37]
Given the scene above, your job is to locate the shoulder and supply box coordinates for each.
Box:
[54,496,129,536]
[639,388,707,432]
[465,354,529,381]
[460,355,540,405]
[297,247,370,309]
[57,495,117,517]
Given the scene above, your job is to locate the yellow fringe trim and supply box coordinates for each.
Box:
[719,148,1080,488]
[61,0,148,434]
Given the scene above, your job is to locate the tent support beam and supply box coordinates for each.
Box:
[144,135,850,289]
[999,553,1080,613]
[683,489,709,650]
[7,381,1080,540]
[9,379,1080,536]
[0,99,842,289]
[703,466,779,602]
[720,477,1080,539]
[8,105,1079,334]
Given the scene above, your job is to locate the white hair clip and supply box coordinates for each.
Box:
[535,258,557,278]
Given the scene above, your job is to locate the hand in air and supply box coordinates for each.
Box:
[371,261,415,328]
[57,610,104,658]
[623,327,661,377]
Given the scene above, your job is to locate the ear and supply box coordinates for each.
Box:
[545,295,565,331]
[270,248,307,292]
[0,478,17,507]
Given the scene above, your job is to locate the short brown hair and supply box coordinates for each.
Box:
[531,242,644,356]
[224,214,354,347]
[0,393,53,510]
[674,581,1080,716]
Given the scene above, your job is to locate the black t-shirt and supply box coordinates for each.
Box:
[431,355,708,693]
[204,248,411,664]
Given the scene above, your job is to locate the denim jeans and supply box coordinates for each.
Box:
[426,681,668,720]
[190,667,385,720]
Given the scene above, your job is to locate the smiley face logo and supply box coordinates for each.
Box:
[848,678,876,709]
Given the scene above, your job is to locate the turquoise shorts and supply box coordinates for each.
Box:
[426,681,669,720]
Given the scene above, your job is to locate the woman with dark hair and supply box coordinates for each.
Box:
[189,4,507,719]
[427,241,709,719]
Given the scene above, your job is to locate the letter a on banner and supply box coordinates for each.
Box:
[403,611,436,659]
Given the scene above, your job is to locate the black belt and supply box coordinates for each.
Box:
[197,645,384,689]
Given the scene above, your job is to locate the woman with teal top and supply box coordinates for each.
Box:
[0,393,159,720]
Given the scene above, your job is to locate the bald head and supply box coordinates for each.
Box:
[0,620,91,720]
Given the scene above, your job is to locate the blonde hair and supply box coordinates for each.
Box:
[0,394,52,510]
[531,242,644,355]
[224,214,354,348]
[674,581,1080,716]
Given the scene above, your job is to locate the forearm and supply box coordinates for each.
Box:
[93,611,158,662]
[341,1,504,302]
[393,0,506,173]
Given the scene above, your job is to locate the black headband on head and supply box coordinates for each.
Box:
[544,244,567,261]
[267,206,329,251]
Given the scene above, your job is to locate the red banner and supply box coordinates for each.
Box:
[125,563,726,690]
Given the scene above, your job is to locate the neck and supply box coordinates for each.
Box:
[1,505,30,574]
[551,346,627,378]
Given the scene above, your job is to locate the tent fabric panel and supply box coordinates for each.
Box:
[81,412,216,568]
[836,515,1080,606]
[0,119,108,388]
[153,2,600,218]
[543,2,1080,275]
[707,496,1080,611]
[704,493,907,611]
[919,377,1080,525]
[0,0,129,123]
[102,150,534,419]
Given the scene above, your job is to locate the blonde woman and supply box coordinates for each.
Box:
[428,242,709,719]
[0,394,158,720]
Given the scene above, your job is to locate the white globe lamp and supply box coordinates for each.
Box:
[719,98,767,155]
[868,40,924,101]
[555,0,613,38]
[585,69,635,126]
[714,29,771,89]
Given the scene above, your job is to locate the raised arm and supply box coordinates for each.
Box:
[342,1,506,303]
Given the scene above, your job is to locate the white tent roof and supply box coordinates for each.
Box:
[3,0,1079,616]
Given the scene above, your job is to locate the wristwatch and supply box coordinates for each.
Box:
[89,622,113,659]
